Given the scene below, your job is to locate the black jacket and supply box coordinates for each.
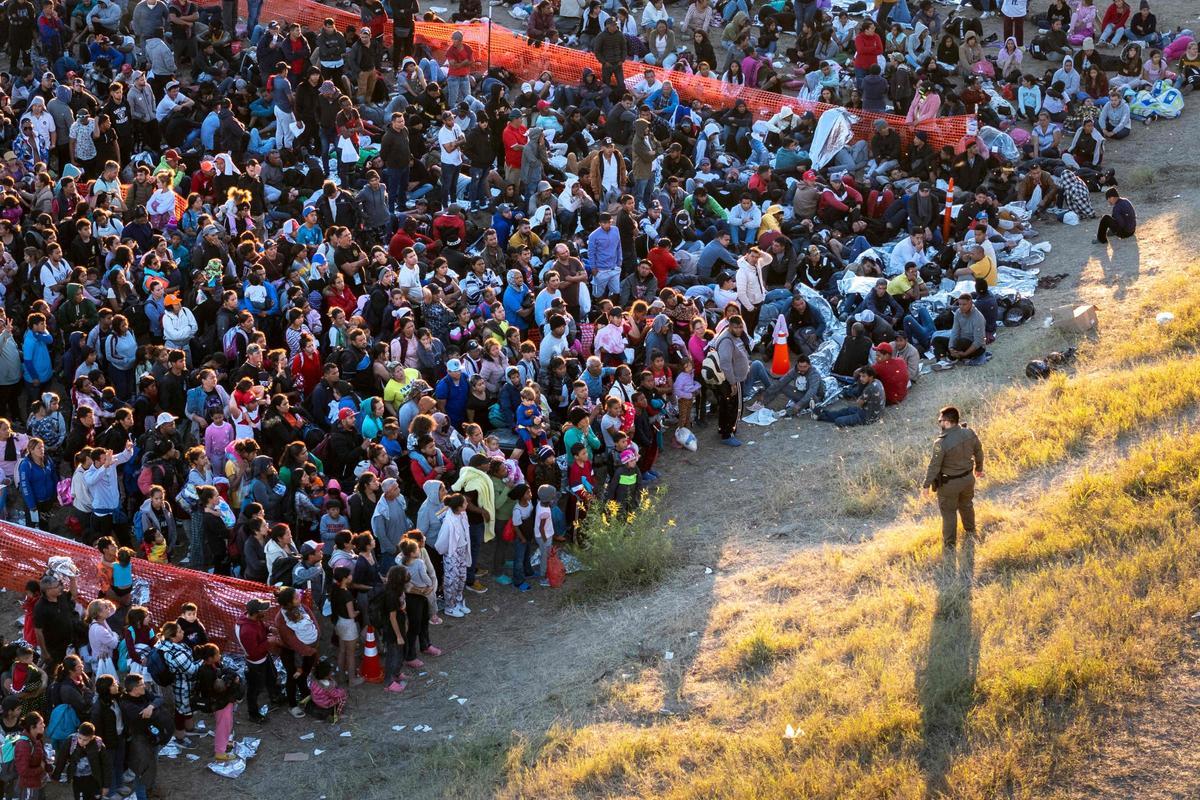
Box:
[380,126,412,170]
[316,191,361,230]
[462,125,495,170]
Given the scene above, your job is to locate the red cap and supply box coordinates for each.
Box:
[337,407,356,421]
[537,99,550,110]
[803,170,818,182]
[873,341,893,354]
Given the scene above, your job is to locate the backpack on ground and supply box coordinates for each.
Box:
[998,295,1036,326]
[146,645,174,686]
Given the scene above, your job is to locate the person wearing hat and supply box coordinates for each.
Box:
[501,109,528,188]
[871,341,909,405]
[435,359,470,428]
[348,25,383,104]
[235,597,283,723]
[593,14,628,90]
[371,478,408,572]
[437,110,467,208]
[923,405,984,549]
[162,292,198,365]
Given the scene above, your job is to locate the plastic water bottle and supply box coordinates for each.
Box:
[14,510,25,527]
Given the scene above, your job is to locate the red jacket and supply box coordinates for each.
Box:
[291,351,323,398]
[1101,1,1130,30]
[853,32,884,70]
[234,614,272,664]
[646,247,678,288]
[15,734,49,788]
[502,122,528,170]
[817,182,863,221]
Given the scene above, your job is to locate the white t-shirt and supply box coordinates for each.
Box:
[438,124,464,166]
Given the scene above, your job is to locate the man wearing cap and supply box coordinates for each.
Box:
[162,293,198,365]
[923,405,984,549]
[348,26,382,104]
[235,598,283,723]
[593,16,628,90]
[435,359,470,428]
[437,110,466,208]
[444,30,474,108]
[872,341,909,405]
[371,478,409,572]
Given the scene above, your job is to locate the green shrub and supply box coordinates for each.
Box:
[567,492,674,599]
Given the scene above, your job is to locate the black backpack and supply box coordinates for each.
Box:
[269,554,300,587]
[368,591,389,631]
[999,296,1036,327]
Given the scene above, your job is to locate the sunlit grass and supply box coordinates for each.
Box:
[495,429,1200,799]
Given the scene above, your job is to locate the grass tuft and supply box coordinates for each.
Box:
[566,493,674,599]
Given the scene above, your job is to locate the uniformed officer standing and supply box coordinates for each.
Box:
[923,406,984,548]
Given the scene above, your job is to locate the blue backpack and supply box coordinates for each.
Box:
[46,704,79,748]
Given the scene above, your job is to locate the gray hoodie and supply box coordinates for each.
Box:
[416,480,445,549]
[370,491,408,557]
[0,329,21,386]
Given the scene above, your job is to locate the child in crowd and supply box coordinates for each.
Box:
[319,497,349,551]
[141,527,169,563]
[306,659,348,722]
[204,407,235,473]
[534,484,558,588]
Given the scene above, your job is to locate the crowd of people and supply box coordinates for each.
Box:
[0,0,1178,793]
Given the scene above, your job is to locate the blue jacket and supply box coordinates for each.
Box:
[19,456,56,510]
[587,225,622,274]
[106,331,137,371]
[21,329,52,384]
[241,280,281,318]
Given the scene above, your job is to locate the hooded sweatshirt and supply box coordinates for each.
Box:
[245,455,284,522]
[416,479,446,549]
[370,490,408,557]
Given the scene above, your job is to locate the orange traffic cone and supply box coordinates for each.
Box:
[360,626,384,683]
[771,313,790,376]
[942,177,955,242]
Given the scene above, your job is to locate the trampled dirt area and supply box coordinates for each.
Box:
[143,2,1200,798]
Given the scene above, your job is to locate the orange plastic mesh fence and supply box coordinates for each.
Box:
[247,0,971,152]
[0,521,272,652]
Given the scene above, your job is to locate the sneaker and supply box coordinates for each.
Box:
[444,606,465,618]
[422,646,443,656]
[465,580,488,594]
[475,568,490,578]
[385,681,407,693]
[404,658,425,668]
[457,603,471,614]
[429,615,444,625]
[745,401,764,413]
[722,436,743,447]
[645,469,660,480]
[516,582,532,592]
[495,574,512,585]
[934,359,955,370]
[289,706,306,719]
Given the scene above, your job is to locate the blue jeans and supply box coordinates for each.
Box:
[383,166,408,211]
[441,163,461,207]
[743,360,778,398]
[466,521,484,583]
[512,539,533,585]
[845,235,872,262]
[633,177,653,210]
[903,305,936,350]
[467,166,488,206]
[817,406,868,427]
[730,224,755,250]
[246,0,262,36]
[446,75,471,108]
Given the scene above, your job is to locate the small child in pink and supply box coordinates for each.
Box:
[204,407,235,473]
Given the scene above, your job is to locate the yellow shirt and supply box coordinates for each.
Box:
[384,370,421,410]
[970,240,998,286]
[886,274,914,297]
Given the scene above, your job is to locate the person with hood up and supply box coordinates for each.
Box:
[998,36,1024,82]
[244,455,284,523]
[1053,55,1082,97]
[416,478,447,592]
[434,493,471,617]
[906,21,934,67]
[631,118,661,212]
[371,477,408,572]
[642,313,673,367]
[56,283,99,341]
[735,247,770,333]
[519,128,548,205]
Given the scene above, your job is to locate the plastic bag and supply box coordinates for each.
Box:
[546,547,565,589]
[674,427,698,452]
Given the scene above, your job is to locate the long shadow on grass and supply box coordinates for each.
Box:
[1097,235,1141,301]
[917,538,980,797]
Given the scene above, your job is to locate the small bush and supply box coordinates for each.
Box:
[567,492,674,599]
